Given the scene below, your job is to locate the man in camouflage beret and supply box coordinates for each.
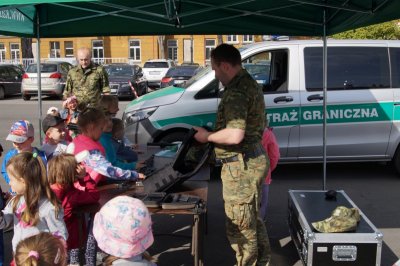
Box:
[63,47,110,108]
[194,44,271,266]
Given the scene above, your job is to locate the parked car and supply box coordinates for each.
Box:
[160,65,203,88]
[142,59,176,88]
[243,62,270,86]
[0,64,24,99]
[104,63,148,98]
[21,61,72,100]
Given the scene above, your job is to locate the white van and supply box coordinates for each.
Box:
[123,40,400,173]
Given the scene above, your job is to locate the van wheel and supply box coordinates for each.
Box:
[393,146,400,175]
[22,95,31,101]
[159,131,188,144]
[0,86,4,99]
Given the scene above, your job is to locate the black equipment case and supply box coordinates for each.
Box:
[288,190,383,266]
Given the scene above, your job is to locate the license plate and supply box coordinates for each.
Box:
[111,88,117,93]
[174,80,184,84]
[150,71,160,75]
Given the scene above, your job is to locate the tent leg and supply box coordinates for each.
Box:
[36,10,43,145]
[322,8,327,190]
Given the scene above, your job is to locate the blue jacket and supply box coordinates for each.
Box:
[110,138,138,163]
[1,148,47,184]
[100,132,136,170]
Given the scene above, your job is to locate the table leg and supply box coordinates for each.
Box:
[192,213,204,266]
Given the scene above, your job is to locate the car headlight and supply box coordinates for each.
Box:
[123,107,158,126]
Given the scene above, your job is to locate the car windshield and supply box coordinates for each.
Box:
[105,65,133,76]
[144,62,169,68]
[166,67,198,77]
[26,64,58,73]
[243,63,270,76]
[182,66,212,88]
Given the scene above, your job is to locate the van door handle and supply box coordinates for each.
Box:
[307,94,323,101]
[274,96,293,103]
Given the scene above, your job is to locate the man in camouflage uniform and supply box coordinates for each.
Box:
[194,44,271,265]
[63,47,110,108]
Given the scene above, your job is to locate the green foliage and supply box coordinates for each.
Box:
[332,20,400,40]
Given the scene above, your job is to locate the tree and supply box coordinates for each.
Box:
[21,38,33,58]
[157,35,165,59]
[332,20,400,40]
[217,35,223,45]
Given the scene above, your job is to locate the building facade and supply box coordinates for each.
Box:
[0,35,264,67]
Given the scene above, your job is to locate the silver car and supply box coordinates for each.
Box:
[21,61,72,100]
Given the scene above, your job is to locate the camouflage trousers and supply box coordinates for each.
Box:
[221,153,271,266]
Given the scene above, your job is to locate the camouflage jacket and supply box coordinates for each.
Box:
[214,68,266,158]
[63,63,110,107]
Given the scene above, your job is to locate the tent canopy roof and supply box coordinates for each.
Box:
[0,0,399,38]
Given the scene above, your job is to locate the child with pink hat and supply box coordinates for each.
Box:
[93,196,156,266]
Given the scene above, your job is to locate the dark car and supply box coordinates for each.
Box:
[104,64,148,98]
[0,64,24,99]
[243,62,270,87]
[160,65,202,88]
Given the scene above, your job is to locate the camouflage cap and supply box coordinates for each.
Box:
[312,206,361,233]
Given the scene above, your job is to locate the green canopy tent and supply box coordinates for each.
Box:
[0,0,399,188]
[0,0,399,37]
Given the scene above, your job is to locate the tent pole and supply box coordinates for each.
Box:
[322,7,327,190]
[36,9,43,145]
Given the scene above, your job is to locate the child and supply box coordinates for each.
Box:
[66,107,144,184]
[0,152,67,254]
[111,118,138,163]
[100,117,139,170]
[99,95,119,118]
[60,95,79,125]
[93,196,156,266]
[1,120,47,185]
[48,154,100,265]
[14,232,67,266]
[47,106,60,117]
[41,114,68,160]
[260,126,280,220]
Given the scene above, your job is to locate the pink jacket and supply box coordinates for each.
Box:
[72,134,106,184]
[261,128,280,184]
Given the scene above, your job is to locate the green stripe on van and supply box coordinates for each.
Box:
[127,87,184,108]
[153,102,395,129]
[155,112,217,129]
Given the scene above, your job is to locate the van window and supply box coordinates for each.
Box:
[390,48,400,88]
[243,49,288,94]
[304,47,390,91]
[195,79,219,99]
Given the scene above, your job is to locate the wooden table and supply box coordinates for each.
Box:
[77,179,208,266]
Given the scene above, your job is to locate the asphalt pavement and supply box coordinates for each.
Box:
[1,96,400,265]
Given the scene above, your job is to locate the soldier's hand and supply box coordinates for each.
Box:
[193,126,211,143]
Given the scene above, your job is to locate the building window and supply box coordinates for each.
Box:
[226,35,238,44]
[50,41,60,58]
[205,39,216,63]
[10,43,20,61]
[92,40,104,64]
[129,39,141,61]
[243,35,254,43]
[65,41,74,57]
[167,40,178,61]
[0,43,5,62]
